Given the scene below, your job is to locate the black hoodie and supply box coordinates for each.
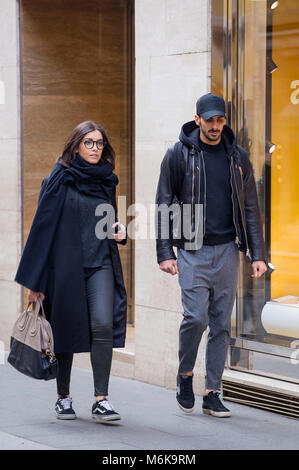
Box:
[179,121,236,245]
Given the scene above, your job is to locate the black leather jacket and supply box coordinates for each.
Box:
[155,121,266,264]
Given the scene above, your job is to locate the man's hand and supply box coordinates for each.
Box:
[251,260,267,278]
[159,259,179,275]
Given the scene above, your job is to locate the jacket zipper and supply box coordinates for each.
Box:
[190,149,206,238]
[230,157,251,260]
[200,150,206,236]
[191,148,206,237]
[191,146,195,229]
[229,158,240,246]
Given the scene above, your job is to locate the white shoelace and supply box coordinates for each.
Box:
[60,398,72,409]
[99,399,114,411]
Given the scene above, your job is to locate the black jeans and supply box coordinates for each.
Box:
[56,264,115,397]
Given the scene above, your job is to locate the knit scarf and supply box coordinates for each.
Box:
[63,153,118,199]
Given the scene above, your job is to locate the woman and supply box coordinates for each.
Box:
[15,121,127,423]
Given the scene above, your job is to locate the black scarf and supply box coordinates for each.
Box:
[15,153,118,292]
[64,153,118,199]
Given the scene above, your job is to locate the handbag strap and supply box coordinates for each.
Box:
[29,297,46,336]
[18,299,43,331]
[32,298,56,362]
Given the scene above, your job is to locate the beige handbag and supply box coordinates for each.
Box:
[8,297,57,380]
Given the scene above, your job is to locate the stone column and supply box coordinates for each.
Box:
[134,0,211,394]
[0,0,22,353]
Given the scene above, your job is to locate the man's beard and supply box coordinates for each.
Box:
[202,128,222,142]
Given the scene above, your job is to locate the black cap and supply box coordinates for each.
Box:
[196,93,226,120]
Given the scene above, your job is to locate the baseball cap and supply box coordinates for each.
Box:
[196,93,226,120]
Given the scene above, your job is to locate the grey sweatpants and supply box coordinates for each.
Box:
[177,240,239,390]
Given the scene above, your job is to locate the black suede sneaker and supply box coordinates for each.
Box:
[55,396,77,420]
[92,399,121,423]
[202,391,231,417]
[176,374,195,413]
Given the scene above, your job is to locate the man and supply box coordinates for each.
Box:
[155,93,267,418]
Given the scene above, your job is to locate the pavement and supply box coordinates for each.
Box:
[1,354,299,451]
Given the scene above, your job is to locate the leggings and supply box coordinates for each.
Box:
[56,264,115,397]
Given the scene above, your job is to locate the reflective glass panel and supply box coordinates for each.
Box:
[232,0,299,352]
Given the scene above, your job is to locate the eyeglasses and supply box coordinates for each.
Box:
[82,138,106,150]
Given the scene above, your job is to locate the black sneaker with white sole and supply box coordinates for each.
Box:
[202,391,231,417]
[55,396,77,420]
[176,374,195,413]
[92,399,121,423]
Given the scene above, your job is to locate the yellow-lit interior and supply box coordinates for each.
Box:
[271,0,299,298]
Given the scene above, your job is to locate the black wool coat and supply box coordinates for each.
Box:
[17,175,127,354]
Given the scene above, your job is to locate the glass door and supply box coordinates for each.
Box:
[21,0,135,323]
[212,0,299,383]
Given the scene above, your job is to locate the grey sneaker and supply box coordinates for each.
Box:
[55,396,77,420]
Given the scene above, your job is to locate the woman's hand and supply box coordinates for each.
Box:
[112,221,126,243]
[28,290,45,303]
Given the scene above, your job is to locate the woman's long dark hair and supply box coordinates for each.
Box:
[57,120,115,169]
